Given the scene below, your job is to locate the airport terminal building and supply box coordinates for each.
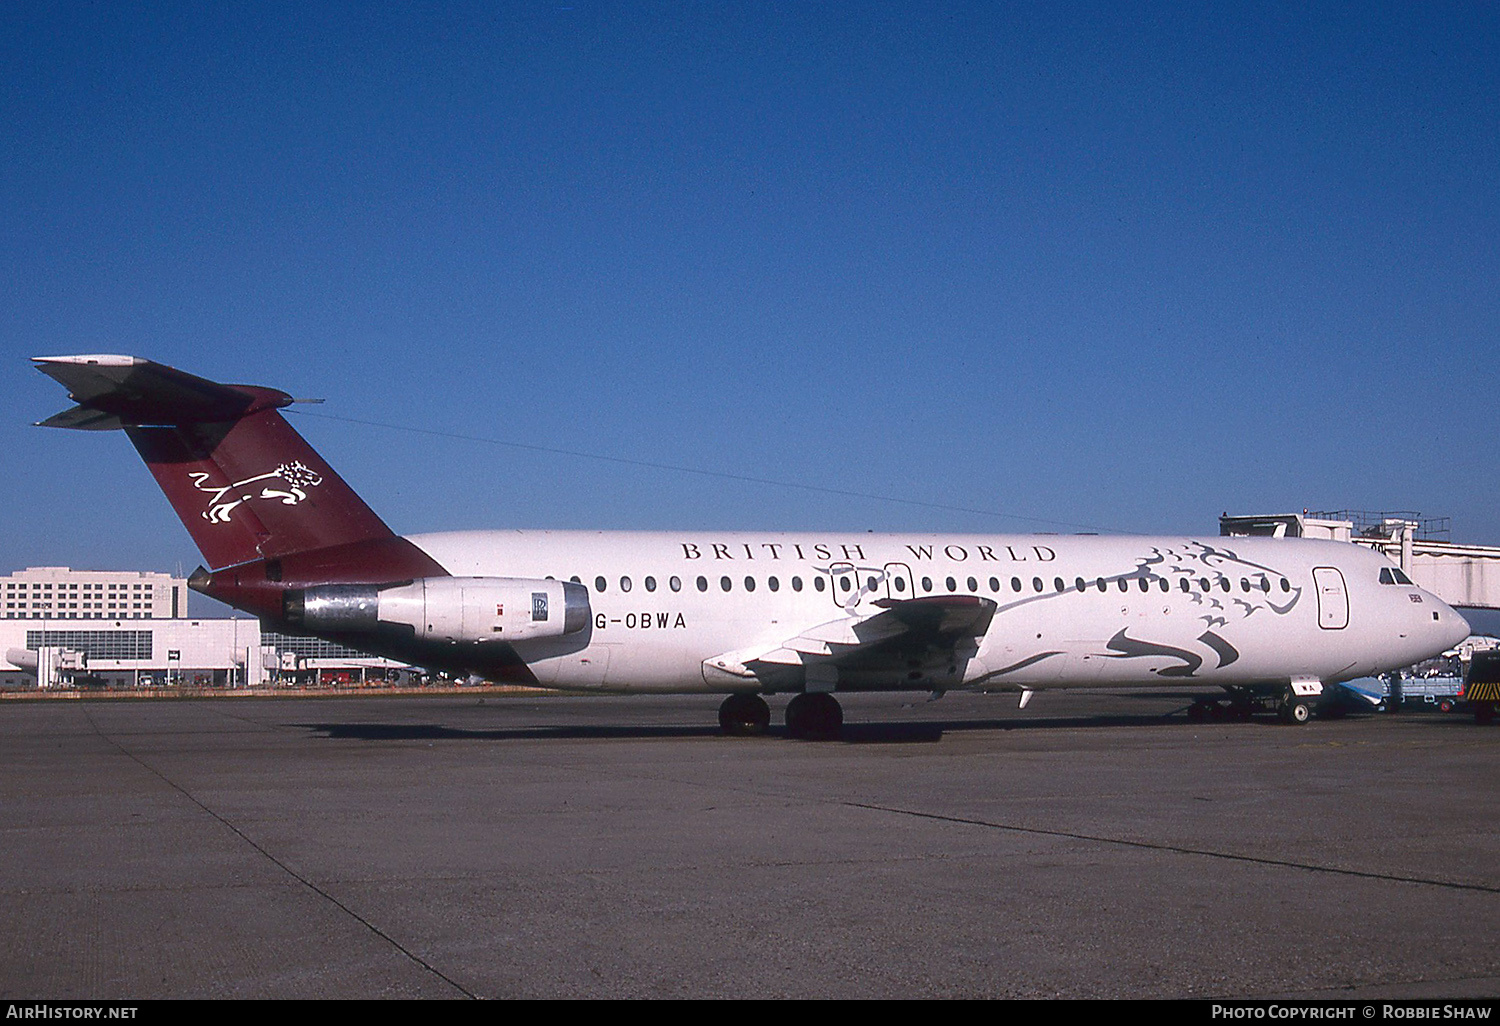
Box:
[1,567,408,689]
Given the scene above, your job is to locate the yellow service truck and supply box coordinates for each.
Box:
[1463,651,1500,724]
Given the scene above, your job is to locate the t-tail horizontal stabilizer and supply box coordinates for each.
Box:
[32,354,448,621]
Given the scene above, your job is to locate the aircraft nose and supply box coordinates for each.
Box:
[1434,599,1470,651]
[1440,600,1464,648]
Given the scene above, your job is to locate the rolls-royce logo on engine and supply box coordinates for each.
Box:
[189,461,325,524]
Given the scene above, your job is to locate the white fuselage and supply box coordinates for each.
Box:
[405,530,1469,694]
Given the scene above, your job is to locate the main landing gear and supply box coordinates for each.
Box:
[784,692,843,741]
[718,693,771,736]
[716,692,845,741]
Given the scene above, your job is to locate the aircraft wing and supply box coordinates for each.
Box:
[703,595,997,687]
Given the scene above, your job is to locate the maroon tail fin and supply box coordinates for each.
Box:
[34,355,420,573]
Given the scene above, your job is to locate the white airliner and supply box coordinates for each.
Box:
[33,355,1469,737]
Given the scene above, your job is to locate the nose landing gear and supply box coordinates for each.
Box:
[1278,694,1313,725]
[1186,685,1319,725]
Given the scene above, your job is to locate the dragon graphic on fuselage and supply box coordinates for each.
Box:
[1098,541,1303,677]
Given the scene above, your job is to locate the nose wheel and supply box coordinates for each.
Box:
[1278,693,1313,725]
[718,693,771,736]
[785,692,843,741]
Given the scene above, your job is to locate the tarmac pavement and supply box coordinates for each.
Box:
[1,690,1496,999]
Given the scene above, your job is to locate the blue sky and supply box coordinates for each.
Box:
[3,2,1497,584]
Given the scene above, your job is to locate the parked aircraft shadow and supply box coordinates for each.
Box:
[297,722,725,741]
[839,712,1187,744]
[295,706,1218,745]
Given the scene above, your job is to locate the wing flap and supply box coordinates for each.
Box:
[702,594,998,686]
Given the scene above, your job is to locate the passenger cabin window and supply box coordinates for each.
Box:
[721,576,732,592]
[968,577,978,592]
[946,577,956,592]
[744,576,756,592]
[769,576,780,592]
[990,577,1000,593]
[644,576,657,592]
[697,576,708,592]
[670,576,682,592]
[792,577,803,592]
[620,576,632,592]
[815,577,826,592]
[595,576,607,593]
[922,577,933,592]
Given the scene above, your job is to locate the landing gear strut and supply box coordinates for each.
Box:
[785,692,843,741]
[718,693,771,736]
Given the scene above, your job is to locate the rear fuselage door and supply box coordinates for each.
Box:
[1313,567,1349,629]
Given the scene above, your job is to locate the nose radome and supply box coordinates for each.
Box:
[1441,604,1472,650]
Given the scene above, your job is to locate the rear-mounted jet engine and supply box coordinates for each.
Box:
[284,577,591,643]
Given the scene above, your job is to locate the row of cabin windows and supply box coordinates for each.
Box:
[580,574,819,594]
[577,573,1295,596]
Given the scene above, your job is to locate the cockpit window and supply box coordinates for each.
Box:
[1380,566,1414,585]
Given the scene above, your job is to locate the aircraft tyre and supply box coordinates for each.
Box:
[718,694,771,736]
[785,692,843,741]
[1279,697,1312,725]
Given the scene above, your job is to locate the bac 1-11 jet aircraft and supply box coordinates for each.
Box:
[33,355,1470,738]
